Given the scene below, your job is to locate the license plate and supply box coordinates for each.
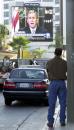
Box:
[20,83,29,88]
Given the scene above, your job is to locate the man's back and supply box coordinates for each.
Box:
[46,56,67,80]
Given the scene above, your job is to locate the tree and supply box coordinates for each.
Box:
[31,48,47,58]
[48,31,63,50]
[9,36,30,58]
[55,31,63,48]
[0,24,9,49]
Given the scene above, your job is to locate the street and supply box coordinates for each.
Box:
[0,91,48,130]
[0,91,60,130]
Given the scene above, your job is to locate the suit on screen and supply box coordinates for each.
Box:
[19,26,48,34]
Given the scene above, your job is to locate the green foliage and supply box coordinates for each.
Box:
[0,24,9,37]
[10,36,30,50]
[0,24,9,48]
[32,48,47,58]
[19,8,25,18]
[9,36,30,58]
[55,32,63,48]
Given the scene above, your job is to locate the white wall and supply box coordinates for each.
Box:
[0,0,4,24]
[63,0,66,45]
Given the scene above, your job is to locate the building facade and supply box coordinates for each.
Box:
[0,0,66,57]
[0,0,4,24]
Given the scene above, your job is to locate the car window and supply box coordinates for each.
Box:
[9,69,19,78]
[10,69,46,79]
[19,70,28,78]
[10,69,28,79]
[25,69,45,79]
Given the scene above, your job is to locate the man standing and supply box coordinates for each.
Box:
[46,48,67,128]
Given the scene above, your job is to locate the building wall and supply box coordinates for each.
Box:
[63,0,66,45]
[0,0,65,57]
[3,0,61,40]
[9,0,56,49]
[0,0,4,24]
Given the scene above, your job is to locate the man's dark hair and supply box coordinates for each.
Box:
[54,48,62,56]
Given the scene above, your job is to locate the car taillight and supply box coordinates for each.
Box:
[4,81,16,89]
[33,82,48,89]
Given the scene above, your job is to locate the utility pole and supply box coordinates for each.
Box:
[66,0,74,123]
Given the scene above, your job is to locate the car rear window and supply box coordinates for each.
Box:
[10,69,46,79]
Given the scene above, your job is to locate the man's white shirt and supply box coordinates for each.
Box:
[30,27,36,34]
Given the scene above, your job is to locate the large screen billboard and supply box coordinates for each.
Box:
[12,3,53,41]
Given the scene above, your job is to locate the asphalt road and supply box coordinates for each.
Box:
[0,91,48,130]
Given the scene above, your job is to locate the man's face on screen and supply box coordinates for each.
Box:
[27,10,38,29]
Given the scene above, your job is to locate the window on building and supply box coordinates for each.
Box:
[55,24,60,32]
[55,7,60,13]
[43,0,53,1]
[55,0,60,4]
[4,19,9,25]
[4,4,9,9]
[4,0,11,1]
[4,11,9,17]
[55,15,60,21]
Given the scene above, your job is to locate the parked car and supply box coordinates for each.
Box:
[3,66,49,106]
[0,78,4,90]
[0,71,6,90]
[0,67,11,90]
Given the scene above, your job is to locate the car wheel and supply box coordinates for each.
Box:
[5,98,12,106]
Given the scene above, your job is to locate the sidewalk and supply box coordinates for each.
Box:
[54,123,74,130]
[53,106,74,130]
[43,122,74,130]
[42,105,74,130]
[53,116,74,130]
[42,113,74,130]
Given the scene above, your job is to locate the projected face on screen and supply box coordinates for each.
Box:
[12,4,53,41]
[26,10,38,29]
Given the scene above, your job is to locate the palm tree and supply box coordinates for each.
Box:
[0,24,9,49]
[9,36,30,58]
